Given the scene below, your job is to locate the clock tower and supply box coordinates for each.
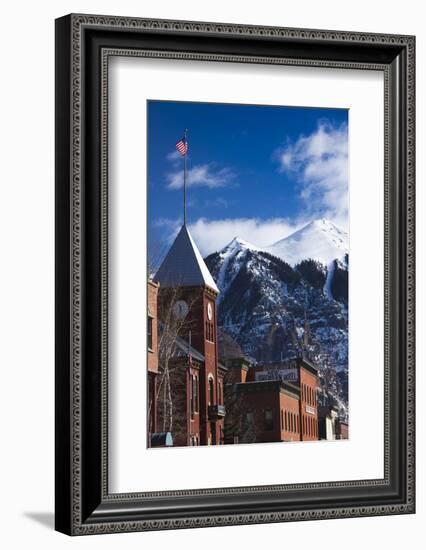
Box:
[154,224,224,446]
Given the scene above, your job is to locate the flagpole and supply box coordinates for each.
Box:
[183,128,188,226]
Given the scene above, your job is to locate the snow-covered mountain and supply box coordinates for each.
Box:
[266,218,348,267]
[204,219,349,417]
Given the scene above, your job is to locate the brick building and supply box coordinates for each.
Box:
[224,379,302,444]
[224,357,319,444]
[152,224,225,447]
[336,419,349,440]
[148,225,344,447]
[147,279,159,444]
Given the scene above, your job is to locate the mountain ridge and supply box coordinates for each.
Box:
[217,218,348,269]
[204,218,349,419]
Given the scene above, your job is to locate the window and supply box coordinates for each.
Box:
[206,321,214,342]
[208,376,214,405]
[190,374,194,418]
[194,376,199,413]
[281,409,284,430]
[218,380,222,405]
[147,316,153,350]
[264,408,273,430]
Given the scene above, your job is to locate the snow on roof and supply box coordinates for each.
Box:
[154,225,220,294]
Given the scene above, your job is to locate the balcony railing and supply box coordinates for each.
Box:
[208,404,226,421]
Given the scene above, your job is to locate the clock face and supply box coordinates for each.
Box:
[207,302,213,321]
[173,300,189,320]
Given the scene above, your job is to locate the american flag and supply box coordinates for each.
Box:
[176,136,188,156]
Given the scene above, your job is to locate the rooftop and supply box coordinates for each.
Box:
[154,225,219,294]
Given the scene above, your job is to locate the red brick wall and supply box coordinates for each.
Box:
[231,385,300,443]
[203,293,221,445]
[147,281,159,374]
[236,387,280,443]
[337,421,349,440]
[299,367,319,441]
[188,366,201,445]
[279,391,301,442]
[226,363,249,384]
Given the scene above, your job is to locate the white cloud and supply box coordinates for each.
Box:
[166,150,181,162]
[275,121,349,229]
[166,164,234,190]
[188,217,304,257]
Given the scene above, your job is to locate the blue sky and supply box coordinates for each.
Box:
[147,100,348,264]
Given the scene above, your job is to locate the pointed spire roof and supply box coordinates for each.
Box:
[154,225,220,294]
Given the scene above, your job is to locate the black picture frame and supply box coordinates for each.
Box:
[55,13,415,535]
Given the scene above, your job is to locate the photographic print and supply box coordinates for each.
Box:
[147,100,349,448]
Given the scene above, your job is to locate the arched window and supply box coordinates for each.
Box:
[208,376,214,405]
